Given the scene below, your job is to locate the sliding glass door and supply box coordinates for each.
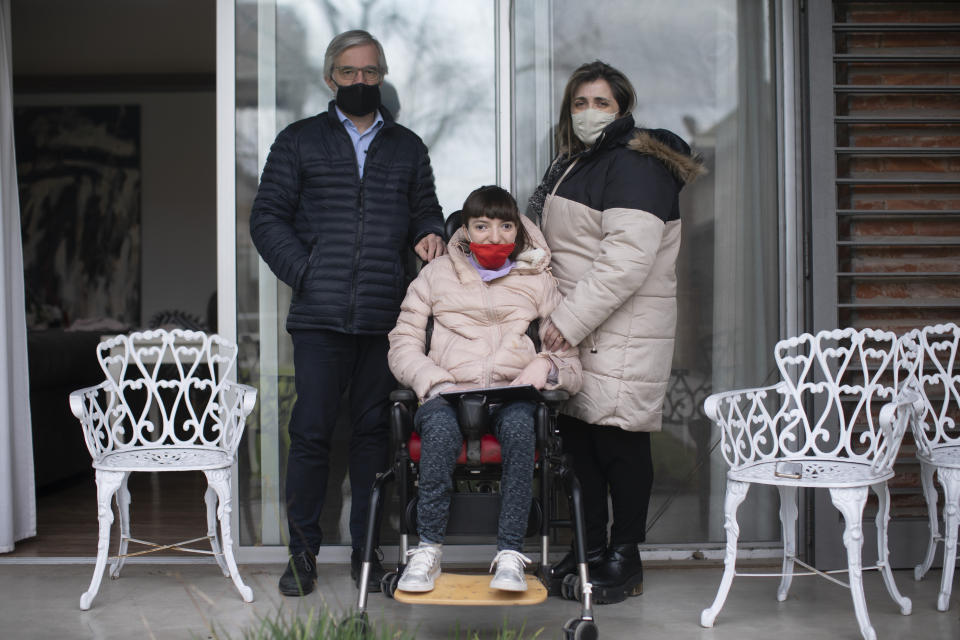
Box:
[229,0,789,551]
[233,0,498,548]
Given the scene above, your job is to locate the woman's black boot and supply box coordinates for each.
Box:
[547,544,606,596]
[589,543,644,604]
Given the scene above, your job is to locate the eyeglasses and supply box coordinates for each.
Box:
[333,65,382,83]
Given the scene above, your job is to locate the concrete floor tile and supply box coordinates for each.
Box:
[0,562,955,639]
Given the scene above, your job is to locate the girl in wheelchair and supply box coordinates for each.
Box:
[388,185,582,593]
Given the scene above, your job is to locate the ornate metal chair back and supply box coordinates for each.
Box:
[87,329,245,459]
[770,327,911,474]
[904,322,960,460]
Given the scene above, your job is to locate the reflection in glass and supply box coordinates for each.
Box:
[235,0,496,547]
[234,0,783,549]
[515,0,781,544]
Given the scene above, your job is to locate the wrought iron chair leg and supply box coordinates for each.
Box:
[206,483,230,577]
[777,485,798,602]
[701,479,749,628]
[937,467,960,612]
[204,469,254,602]
[914,461,939,582]
[871,482,911,614]
[829,486,875,640]
[81,470,124,610]
[110,471,132,579]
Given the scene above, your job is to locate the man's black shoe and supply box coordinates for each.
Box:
[351,547,386,593]
[278,550,317,596]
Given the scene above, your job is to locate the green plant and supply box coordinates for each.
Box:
[204,606,546,640]
[204,606,415,640]
[448,618,544,640]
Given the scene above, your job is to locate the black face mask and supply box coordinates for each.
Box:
[335,82,381,117]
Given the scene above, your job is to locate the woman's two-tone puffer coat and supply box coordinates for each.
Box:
[541,113,704,432]
[388,217,582,400]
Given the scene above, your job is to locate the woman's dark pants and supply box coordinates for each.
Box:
[559,414,653,549]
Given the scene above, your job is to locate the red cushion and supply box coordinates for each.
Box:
[408,433,502,464]
[407,433,538,464]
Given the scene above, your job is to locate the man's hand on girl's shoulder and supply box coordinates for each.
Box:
[415,233,447,262]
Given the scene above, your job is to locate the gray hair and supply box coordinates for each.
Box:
[323,30,388,81]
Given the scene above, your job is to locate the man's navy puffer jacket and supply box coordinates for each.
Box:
[250,101,444,334]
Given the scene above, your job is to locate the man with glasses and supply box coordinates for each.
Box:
[250,29,446,597]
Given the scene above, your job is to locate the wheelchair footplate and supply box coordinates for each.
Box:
[393,572,548,606]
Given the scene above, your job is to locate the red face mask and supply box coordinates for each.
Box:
[469,242,515,269]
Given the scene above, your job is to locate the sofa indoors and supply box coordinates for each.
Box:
[27,329,105,490]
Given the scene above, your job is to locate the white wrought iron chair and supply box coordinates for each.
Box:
[906,322,960,612]
[699,328,920,640]
[69,329,257,610]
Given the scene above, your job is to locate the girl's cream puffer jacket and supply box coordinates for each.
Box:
[388,217,582,401]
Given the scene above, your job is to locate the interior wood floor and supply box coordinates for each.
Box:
[8,471,208,557]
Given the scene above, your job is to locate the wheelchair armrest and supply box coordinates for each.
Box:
[390,389,418,453]
[539,389,569,409]
[390,389,418,404]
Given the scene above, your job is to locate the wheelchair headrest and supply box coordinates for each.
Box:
[444,210,463,242]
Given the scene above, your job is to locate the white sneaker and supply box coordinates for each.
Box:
[397,543,442,592]
[489,549,531,592]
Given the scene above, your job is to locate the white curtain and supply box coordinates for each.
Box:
[0,0,36,553]
[708,0,781,542]
[711,0,780,392]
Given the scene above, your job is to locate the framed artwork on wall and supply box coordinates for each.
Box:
[14,104,141,329]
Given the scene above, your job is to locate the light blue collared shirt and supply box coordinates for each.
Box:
[336,106,384,178]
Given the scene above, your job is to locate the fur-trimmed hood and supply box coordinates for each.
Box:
[585,114,705,188]
[627,129,706,185]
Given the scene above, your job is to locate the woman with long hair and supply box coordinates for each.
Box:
[529,60,704,604]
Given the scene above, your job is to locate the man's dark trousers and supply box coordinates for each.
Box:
[285,329,395,555]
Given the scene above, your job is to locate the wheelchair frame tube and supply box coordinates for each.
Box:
[398,452,410,565]
[537,403,551,569]
[564,467,595,619]
[356,466,394,613]
[393,400,412,566]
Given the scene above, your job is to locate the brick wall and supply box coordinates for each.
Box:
[833,1,960,334]
[831,1,959,518]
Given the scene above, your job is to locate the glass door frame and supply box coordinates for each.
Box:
[215,0,244,554]
[217,0,806,559]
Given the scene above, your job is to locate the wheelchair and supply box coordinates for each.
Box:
[345,386,599,639]
[344,214,599,639]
